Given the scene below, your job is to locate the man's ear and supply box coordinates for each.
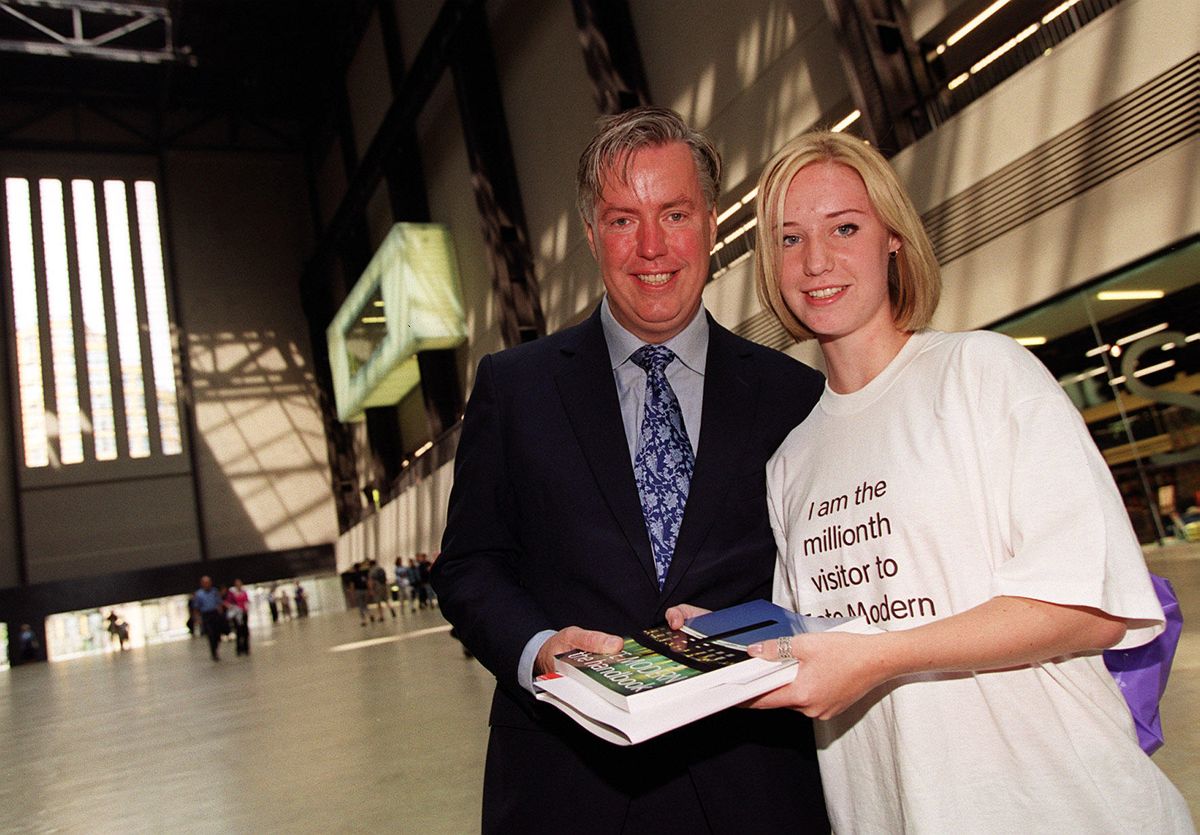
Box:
[706,206,718,250]
[584,217,599,261]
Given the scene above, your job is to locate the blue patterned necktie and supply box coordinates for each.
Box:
[631,345,695,588]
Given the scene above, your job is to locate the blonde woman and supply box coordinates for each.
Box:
[743,131,1192,833]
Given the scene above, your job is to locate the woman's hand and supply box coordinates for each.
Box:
[745,632,893,720]
[742,595,1127,720]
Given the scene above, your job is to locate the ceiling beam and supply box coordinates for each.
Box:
[0,0,193,64]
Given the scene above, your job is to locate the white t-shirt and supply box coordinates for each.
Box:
[768,330,1193,834]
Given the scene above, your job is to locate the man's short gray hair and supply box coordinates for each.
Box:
[576,106,722,227]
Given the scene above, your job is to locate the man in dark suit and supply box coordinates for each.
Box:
[432,107,828,833]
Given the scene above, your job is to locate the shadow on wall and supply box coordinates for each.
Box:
[188,328,338,558]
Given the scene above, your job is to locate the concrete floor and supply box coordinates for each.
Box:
[2,544,1197,834]
[1146,542,1200,825]
[0,606,496,834]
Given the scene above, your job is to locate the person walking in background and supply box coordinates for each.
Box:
[422,551,441,609]
[225,579,251,657]
[192,576,224,662]
[405,556,420,609]
[185,595,200,637]
[105,611,129,651]
[17,623,40,662]
[350,562,371,625]
[369,560,396,620]
[294,583,309,618]
[393,557,411,611]
[278,584,292,620]
[267,583,280,623]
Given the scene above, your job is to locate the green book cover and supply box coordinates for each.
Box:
[556,638,707,704]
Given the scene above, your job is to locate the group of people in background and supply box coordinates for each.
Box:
[344,554,436,627]
[265,582,310,622]
[189,576,308,661]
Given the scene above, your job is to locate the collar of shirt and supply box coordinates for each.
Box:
[599,296,709,374]
[600,297,708,457]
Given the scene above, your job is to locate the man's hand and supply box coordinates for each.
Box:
[744,632,892,720]
[534,626,623,677]
[664,603,711,630]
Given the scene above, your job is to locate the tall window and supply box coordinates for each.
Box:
[3,176,183,468]
[992,239,1200,544]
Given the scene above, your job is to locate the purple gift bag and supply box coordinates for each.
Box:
[1103,574,1183,755]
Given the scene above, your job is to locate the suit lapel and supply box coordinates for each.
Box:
[661,319,758,599]
[554,311,659,589]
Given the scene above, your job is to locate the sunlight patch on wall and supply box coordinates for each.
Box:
[190,330,337,555]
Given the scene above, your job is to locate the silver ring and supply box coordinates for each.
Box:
[777,635,793,660]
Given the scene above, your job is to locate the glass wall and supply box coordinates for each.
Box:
[990,237,1200,544]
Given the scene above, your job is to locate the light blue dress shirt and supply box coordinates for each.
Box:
[517,298,709,692]
[193,587,222,613]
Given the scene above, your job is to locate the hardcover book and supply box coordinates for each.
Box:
[534,599,854,745]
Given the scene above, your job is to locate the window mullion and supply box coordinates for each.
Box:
[134,181,182,456]
[62,180,95,462]
[103,179,151,459]
[39,178,84,465]
[72,179,119,462]
[4,177,50,468]
[122,182,164,457]
[30,184,59,467]
[92,183,131,461]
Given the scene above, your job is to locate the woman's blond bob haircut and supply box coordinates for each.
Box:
[753,131,941,341]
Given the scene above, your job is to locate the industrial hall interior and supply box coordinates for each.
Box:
[0,0,1196,831]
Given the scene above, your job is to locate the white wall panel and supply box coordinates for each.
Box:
[167,150,338,559]
[630,0,848,194]
[933,140,1200,333]
[417,76,504,391]
[892,0,1197,213]
[906,0,973,40]
[336,459,453,571]
[703,260,764,336]
[488,0,601,333]
[889,0,1199,329]
[539,242,604,334]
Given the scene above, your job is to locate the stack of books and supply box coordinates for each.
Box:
[534,599,849,745]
